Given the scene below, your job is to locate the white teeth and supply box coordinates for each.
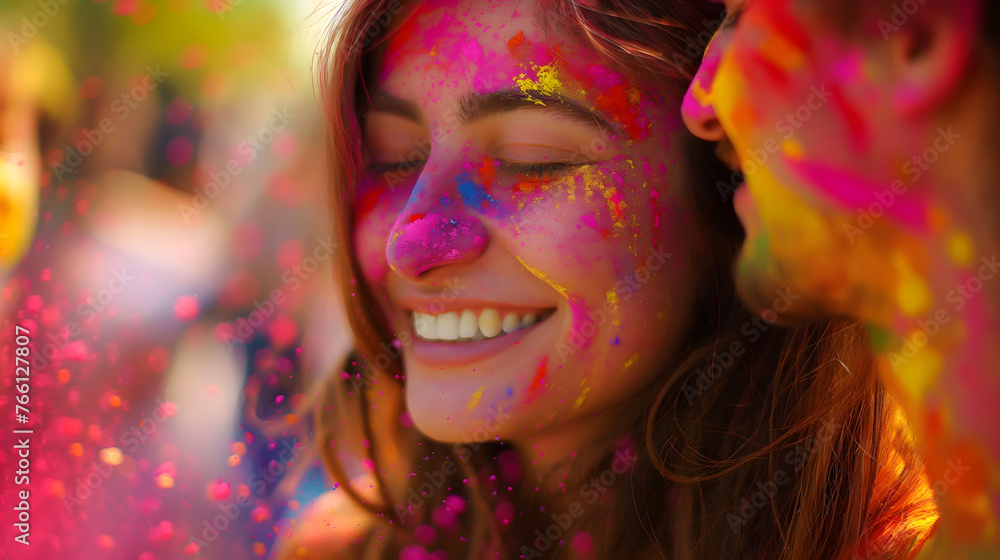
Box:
[502,313,520,334]
[479,308,502,338]
[414,312,436,339]
[436,312,459,340]
[459,310,478,338]
[412,308,554,342]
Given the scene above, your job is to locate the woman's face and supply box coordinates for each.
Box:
[353,0,701,446]
[681,0,969,321]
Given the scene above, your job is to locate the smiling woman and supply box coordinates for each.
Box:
[277,0,937,558]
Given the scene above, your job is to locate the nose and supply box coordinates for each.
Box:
[681,73,727,142]
[385,172,490,281]
[681,38,728,142]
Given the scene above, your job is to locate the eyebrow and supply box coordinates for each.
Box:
[366,89,622,136]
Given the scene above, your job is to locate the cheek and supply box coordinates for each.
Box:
[353,184,413,286]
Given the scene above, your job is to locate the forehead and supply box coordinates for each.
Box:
[374,0,599,97]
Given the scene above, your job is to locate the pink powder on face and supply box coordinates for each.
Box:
[461,39,483,62]
[784,158,928,231]
[568,294,596,350]
[388,212,489,276]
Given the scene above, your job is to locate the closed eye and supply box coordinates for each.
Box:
[496,160,590,179]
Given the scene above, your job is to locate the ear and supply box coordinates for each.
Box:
[886,0,980,117]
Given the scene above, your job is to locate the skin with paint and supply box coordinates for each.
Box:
[277,0,940,558]
[683,0,1000,555]
[355,0,697,469]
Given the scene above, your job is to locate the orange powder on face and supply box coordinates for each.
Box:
[507,30,530,59]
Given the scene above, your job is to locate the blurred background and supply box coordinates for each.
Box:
[0,1,354,558]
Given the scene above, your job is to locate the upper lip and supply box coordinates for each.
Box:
[395,295,557,315]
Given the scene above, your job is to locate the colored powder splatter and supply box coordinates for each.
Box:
[579,213,608,238]
[594,84,646,140]
[571,386,591,412]
[461,39,483,63]
[515,256,568,297]
[524,357,548,404]
[457,173,501,214]
[478,157,497,187]
[568,294,595,351]
[507,30,530,59]
[515,64,562,105]
[466,386,485,410]
[606,289,620,327]
[624,353,639,369]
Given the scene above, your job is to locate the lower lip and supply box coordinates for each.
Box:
[408,314,554,367]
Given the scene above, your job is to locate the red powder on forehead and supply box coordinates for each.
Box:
[507,30,531,59]
[594,85,644,141]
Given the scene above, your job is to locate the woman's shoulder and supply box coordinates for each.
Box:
[273,473,381,559]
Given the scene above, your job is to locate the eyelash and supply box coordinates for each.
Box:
[366,159,589,179]
[495,160,587,179]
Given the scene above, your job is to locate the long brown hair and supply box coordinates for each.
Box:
[313,1,938,558]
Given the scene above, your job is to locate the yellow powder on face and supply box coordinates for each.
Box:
[572,386,591,412]
[466,385,485,410]
[623,353,639,370]
[515,256,568,297]
[893,253,932,316]
[514,64,562,104]
[948,231,975,267]
[607,289,620,327]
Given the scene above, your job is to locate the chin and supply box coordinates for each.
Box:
[734,240,852,325]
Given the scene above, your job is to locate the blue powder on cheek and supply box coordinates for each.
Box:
[506,386,514,398]
[456,173,502,216]
[611,337,620,345]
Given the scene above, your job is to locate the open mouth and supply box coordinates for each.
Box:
[410,307,557,342]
